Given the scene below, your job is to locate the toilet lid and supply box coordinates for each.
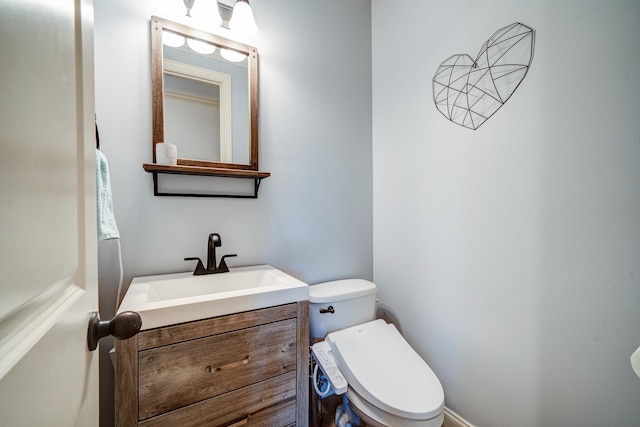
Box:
[326,319,444,421]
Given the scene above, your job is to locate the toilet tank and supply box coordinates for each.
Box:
[309,279,377,339]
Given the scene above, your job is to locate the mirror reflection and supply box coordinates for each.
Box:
[151,16,259,170]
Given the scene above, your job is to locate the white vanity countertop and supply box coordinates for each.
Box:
[118,264,309,330]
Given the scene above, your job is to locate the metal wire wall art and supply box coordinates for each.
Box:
[432,22,535,130]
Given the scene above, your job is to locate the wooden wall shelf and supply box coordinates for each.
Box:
[142,163,270,198]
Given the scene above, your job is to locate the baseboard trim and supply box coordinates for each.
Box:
[443,406,474,427]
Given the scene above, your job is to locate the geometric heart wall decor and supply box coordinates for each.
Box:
[432,22,535,130]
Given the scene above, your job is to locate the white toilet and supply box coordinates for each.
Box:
[310,279,445,427]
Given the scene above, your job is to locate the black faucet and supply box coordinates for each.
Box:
[184,233,237,275]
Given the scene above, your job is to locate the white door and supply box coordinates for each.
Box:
[0,0,99,425]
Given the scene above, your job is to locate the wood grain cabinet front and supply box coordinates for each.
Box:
[115,302,309,427]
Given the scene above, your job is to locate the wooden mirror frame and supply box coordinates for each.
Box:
[151,16,259,171]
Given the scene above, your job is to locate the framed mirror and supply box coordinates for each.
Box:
[151,16,259,171]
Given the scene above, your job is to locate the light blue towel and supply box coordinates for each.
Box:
[96,149,120,240]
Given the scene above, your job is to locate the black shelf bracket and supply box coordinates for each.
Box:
[152,172,264,199]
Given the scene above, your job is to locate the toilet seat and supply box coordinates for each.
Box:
[346,387,445,427]
[326,319,444,422]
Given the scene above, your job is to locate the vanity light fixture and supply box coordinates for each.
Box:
[229,0,258,37]
[152,0,258,37]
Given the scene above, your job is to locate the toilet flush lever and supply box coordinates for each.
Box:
[319,305,335,314]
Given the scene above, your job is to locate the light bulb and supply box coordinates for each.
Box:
[220,48,247,63]
[187,38,216,55]
[162,30,185,47]
[190,0,222,31]
[229,0,258,37]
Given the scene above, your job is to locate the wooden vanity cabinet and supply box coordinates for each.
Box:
[115,302,309,427]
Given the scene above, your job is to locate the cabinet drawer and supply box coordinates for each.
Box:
[139,318,297,420]
[209,398,296,427]
[243,397,296,426]
[139,371,296,427]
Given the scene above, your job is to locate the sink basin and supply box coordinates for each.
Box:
[118,264,309,330]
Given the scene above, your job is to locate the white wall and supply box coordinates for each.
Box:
[372,0,640,426]
[94,1,372,425]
